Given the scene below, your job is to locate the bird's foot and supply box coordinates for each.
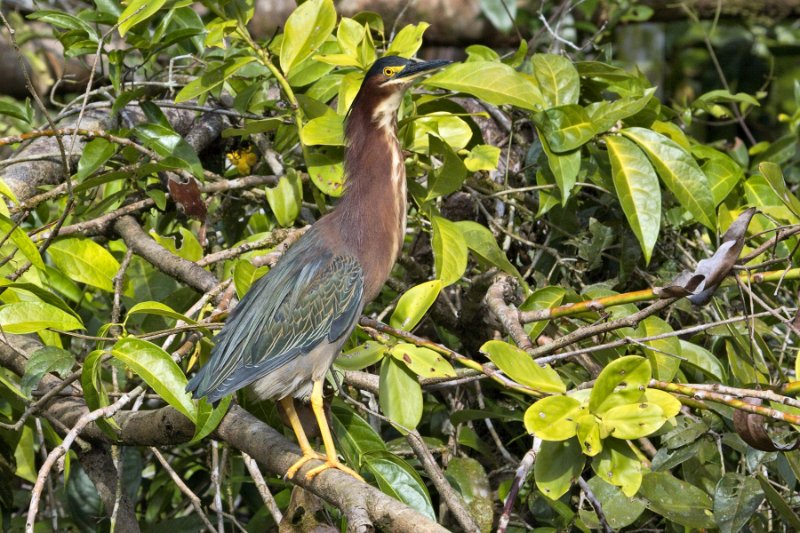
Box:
[304,458,364,482]
[285,450,326,480]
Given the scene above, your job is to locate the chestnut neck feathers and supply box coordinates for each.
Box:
[327,77,407,300]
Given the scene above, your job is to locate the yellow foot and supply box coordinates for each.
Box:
[304,458,364,482]
[285,451,326,480]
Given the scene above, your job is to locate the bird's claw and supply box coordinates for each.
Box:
[285,451,326,480]
[304,459,364,482]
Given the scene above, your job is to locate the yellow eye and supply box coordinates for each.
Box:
[383,67,394,77]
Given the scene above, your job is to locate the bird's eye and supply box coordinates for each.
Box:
[383,67,394,77]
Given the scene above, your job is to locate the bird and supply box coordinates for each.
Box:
[186,56,451,481]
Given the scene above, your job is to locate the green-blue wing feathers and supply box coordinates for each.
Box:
[186,234,364,404]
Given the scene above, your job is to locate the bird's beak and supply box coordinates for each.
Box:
[396,59,452,81]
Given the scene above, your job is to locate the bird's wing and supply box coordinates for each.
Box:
[186,244,364,402]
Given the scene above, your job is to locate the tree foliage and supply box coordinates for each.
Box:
[1,0,800,531]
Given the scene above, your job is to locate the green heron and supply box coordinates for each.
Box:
[187,56,450,480]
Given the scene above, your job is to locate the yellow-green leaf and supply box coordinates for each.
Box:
[390,343,456,378]
[0,301,84,334]
[390,280,442,331]
[431,216,468,287]
[424,62,544,111]
[524,395,582,440]
[279,0,336,77]
[48,238,120,292]
[481,340,565,393]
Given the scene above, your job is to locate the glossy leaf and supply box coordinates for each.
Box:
[480,340,565,393]
[175,56,257,103]
[455,221,524,282]
[0,301,84,334]
[464,144,501,172]
[190,396,232,444]
[75,138,117,181]
[111,337,197,422]
[431,216,468,286]
[622,127,715,229]
[586,89,655,133]
[581,476,647,529]
[532,54,580,107]
[576,414,603,456]
[606,135,661,263]
[264,172,303,227]
[48,238,120,292]
[364,451,435,520]
[301,112,344,146]
[305,147,345,197]
[540,134,580,203]
[331,401,386,466]
[336,341,386,371]
[424,136,468,202]
[643,389,680,419]
[134,123,204,179]
[601,402,666,439]
[589,356,651,414]
[379,357,423,431]
[390,280,442,331]
[759,161,800,217]
[0,214,45,269]
[639,472,715,528]
[390,343,456,378]
[424,61,544,110]
[713,473,764,533]
[636,316,681,381]
[21,347,75,397]
[520,286,565,341]
[125,301,197,325]
[536,439,585,500]
[118,0,166,36]
[533,105,596,152]
[524,395,581,440]
[592,438,643,497]
[385,22,429,58]
[679,340,726,381]
[280,0,336,77]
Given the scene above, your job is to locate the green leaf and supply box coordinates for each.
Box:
[0,214,45,269]
[601,402,666,439]
[111,337,197,422]
[48,238,120,292]
[578,476,646,529]
[480,340,565,393]
[424,136,468,202]
[431,216,468,287]
[445,457,494,532]
[0,301,84,334]
[539,135,579,203]
[125,301,197,325]
[118,0,167,36]
[300,112,344,146]
[335,341,386,371]
[379,357,422,431]
[592,438,643,497]
[464,144,501,172]
[589,356,651,414]
[305,147,345,197]
[759,161,800,218]
[21,347,75,397]
[698,150,743,206]
[535,438,584,499]
[532,54,580,107]
[586,89,656,133]
[385,22,429,58]
[757,472,800,529]
[279,0,336,77]
[134,123,204,180]
[679,340,726,381]
[364,451,435,520]
[635,316,681,381]
[175,56,256,103]
[75,138,117,181]
[424,61,544,111]
[190,396,232,444]
[713,473,765,533]
[389,280,442,331]
[0,177,19,205]
[520,286,565,342]
[389,343,456,378]
[331,401,386,466]
[28,10,98,40]
[524,395,582,440]
[533,105,596,152]
[411,113,473,152]
[576,414,603,456]
[264,172,303,227]
[455,221,524,282]
[643,389,680,419]
[621,127,716,229]
[606,135,661,264]
[639,471,715,528]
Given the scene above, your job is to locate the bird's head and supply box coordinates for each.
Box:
[352,56,450,130]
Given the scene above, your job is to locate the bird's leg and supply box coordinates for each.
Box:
[303,380,364,481]
[281,397,325,480]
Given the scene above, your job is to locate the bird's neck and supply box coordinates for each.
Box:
[333,101,407,299]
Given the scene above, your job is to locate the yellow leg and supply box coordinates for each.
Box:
[303,380,364,481]
[281,397,325,480]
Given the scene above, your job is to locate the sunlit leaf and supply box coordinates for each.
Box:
[431,216,468,286]
[481,340,565,393]
[279,0,336,77]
